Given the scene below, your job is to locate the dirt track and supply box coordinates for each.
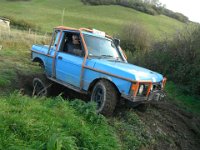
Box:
[16,73,200,150]
[135,100,200,150]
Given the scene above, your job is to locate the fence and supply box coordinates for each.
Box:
[0,27,51,49]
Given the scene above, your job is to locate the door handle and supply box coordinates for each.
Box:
[58,56,62,60]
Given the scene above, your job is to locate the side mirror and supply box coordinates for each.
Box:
[113,38,120,46]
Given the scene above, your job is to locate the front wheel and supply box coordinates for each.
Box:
[91,80,118,116]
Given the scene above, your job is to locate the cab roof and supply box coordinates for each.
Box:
[54,26,112,39]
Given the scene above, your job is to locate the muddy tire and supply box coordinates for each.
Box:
[91,80,118,116]
[32,76,52,97]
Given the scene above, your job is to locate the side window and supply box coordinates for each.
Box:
[60,32,84,57]
[50,30,61,50]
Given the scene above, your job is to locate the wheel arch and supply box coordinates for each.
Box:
[88,77,121,96]
[32,57,45,68]
[33,57,44,65]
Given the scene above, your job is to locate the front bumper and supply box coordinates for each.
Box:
[124,77,167,102]
[122,90,166,102]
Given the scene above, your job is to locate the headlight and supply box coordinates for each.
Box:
[151,85,153,91]
[138,85,144,95]
[161,82,164,89]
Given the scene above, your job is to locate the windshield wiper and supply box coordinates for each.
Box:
[89,54,118,60]
[100,55,114,58]
[100,55,124,62]
[88,54,101,58]
[108,57,123,62]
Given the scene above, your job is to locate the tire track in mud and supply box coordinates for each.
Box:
[136,101,200,150]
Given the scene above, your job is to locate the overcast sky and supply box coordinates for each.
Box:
[159,0,200,23]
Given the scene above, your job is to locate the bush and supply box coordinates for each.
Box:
[131,24,200,95]
[131,2,158,15]
[161,8,189,23]
[119,23,152,53]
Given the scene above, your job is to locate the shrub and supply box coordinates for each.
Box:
[161,8,189,23]
[131,24,200,95]
[119,23,152,53]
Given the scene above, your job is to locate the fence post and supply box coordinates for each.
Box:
[61,8,65,25]
[34,32,36,44]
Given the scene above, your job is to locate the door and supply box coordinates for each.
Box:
[46,30,61,76]
[55,31,84,88]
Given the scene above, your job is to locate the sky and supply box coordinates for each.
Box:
[159,0,200,23]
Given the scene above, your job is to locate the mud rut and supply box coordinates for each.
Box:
[16,73,200,150]
[135,101,200,150]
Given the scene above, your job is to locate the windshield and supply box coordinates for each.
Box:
[83,34,122,61]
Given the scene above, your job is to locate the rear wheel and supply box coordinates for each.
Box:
[91,80,118,116]
[32,76,52,97]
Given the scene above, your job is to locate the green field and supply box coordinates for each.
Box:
[0,0,200,149]
[0,0,184,38]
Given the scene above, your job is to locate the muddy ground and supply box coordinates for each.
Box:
[136,101,200,150]
[16,73,200,150]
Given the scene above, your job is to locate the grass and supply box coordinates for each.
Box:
[0,92,120,149]
[0,0,198,149]
[165,81,200,114]
[0,0,184,39]
[0,29,49,95]
[0,91,156,149]
[111,110,154,150]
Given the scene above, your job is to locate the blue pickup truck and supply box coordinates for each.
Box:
[31,26,166,115]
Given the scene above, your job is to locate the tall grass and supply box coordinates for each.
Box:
[0,29,50,93]
[0,92,120,149]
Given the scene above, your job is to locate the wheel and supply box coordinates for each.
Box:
[91,80,118,116]
[32,76,52,97]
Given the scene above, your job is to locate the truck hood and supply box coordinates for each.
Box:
[90,59,163,82]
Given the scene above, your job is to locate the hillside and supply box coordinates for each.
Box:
[0,0,200,150]
[0,0,184,38]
